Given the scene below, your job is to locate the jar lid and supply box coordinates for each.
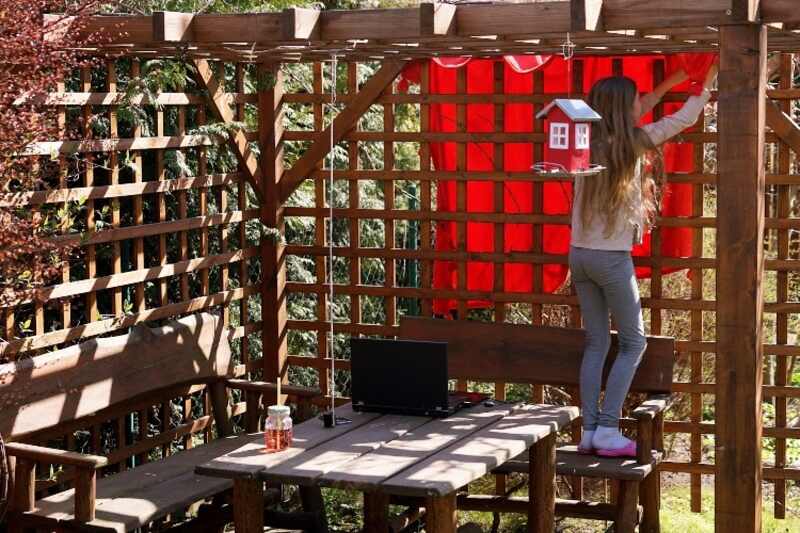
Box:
[268,404,291,417]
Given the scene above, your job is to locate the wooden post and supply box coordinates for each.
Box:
[716,23,767,533]
[258,62,288,403]
[614,481,640,533]
[11,457,35,512]
[74,467,97,522]
[530,433,556,533]
[363,492,390,533]
[425,493,457,533]
[233,479,265,533]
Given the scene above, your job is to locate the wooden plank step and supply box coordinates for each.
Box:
[491,445,662,481]
[379,404,578,497]
[317,402,516,492]
[27,433,251,533]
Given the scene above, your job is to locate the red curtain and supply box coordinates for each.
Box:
[399,54,711,315]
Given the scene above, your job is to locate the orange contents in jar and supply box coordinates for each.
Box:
[264,427,293,452]
[264,404,293,453]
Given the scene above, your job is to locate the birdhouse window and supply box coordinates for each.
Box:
[550,123,569,150]
[575,123,590,149]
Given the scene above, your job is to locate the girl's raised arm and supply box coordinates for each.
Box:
[641,63,718,147]
[637,69,689,120]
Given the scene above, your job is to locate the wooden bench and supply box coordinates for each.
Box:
[1,312,321,533]
[397,316,676,533]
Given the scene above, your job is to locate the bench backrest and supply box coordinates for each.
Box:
[0,312,233,440]
[397,317,675,394]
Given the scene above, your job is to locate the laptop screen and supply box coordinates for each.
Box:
[349,338,449,414]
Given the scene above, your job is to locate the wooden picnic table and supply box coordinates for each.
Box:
[195,402,578,533]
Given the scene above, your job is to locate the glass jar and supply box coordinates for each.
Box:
[264,405,293,452]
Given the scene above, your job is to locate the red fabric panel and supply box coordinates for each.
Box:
[670,53,717,95]
[401,54,711,314]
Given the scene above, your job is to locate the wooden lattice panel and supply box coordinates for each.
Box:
[0,58,262,492]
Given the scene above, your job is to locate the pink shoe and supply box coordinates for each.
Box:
[577,445,595,455]
[596,440,637,458]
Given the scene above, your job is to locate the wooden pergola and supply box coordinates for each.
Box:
[8,1,800,531]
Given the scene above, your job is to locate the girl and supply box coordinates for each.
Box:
[572,63,718,457]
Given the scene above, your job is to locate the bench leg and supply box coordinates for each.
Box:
[639,470,661,533]
[614,481,640,533]
[492,473,505,533]
[425,493,457,533]
[363,492,390,533]
[232,479,264,533]
[529,433,556,533]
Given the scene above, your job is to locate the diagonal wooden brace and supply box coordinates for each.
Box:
[766,97,800,155]
[278,59,408,204]
[192,59,264,204]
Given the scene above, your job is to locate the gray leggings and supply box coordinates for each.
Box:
[569,246,647,429]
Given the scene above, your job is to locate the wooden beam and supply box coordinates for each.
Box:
[43,14,154,43]
[279,59,407,204]
[48,2,800,48]
[421,2,457,36]
[456,2,575,36]
[601,0,732,29]
[761,0,797,23]
[766,98,800,155]
[716,22,767,533]
[572,0,604,32]
[192,59,263,203]
[153,11,194,42]
[189,13,283,43]
[320,8,422,41]
[281,7,320,40]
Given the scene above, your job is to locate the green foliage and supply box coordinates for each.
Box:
[118,59,196,136]
[190,120,248,140]
[659,483,800,533]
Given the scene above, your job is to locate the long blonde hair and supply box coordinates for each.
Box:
[581,76,664,237]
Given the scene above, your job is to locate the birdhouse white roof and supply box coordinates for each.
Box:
[536,99,601,121]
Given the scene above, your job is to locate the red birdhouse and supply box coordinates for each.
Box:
[536,99,601,173]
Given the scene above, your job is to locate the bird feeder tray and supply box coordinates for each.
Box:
[532,164,606,179]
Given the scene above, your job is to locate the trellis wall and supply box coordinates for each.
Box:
[3,51,800,516]
[278,55,800,516]
[0,58,264,492]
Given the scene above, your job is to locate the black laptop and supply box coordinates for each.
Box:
[349,338,489,417]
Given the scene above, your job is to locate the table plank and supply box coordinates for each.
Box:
[379,404,578,497]
[195,405,380,479]
[318,403,515,492]
[260,414,432,485]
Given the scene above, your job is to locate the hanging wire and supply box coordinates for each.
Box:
[555,32,581,205]
[563,32,575,99]
[328,52,338,419]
